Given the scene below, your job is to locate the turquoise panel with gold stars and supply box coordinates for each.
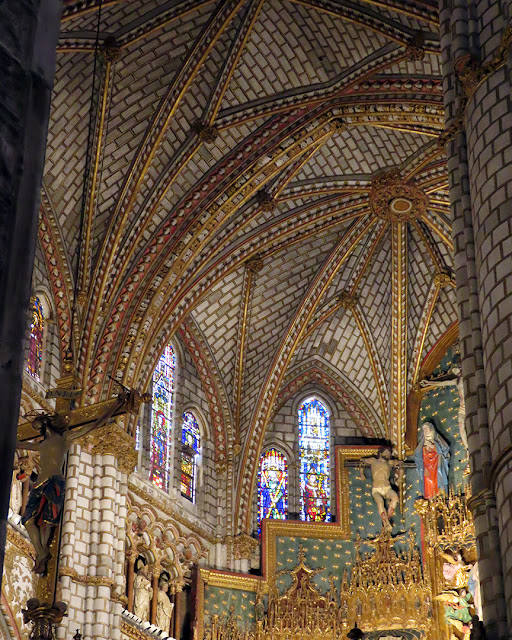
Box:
[203,585,256,626]
[418,347,468,490]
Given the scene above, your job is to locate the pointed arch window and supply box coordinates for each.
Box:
[150,344,176,491]
[299,397,330,522]
[258,448,288,528]
[181,411,200,502]
[26,296,44,381]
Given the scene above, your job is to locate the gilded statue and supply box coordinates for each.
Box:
[436,589,472,639]
[440,549,472,590]
[360,446,403,531]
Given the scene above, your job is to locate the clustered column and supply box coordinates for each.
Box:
[439,0,512,637]
[58,422,136,640]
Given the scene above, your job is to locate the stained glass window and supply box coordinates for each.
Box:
[150,344,176,491]
[26,296,44,381]
[258,449,288,529]
[299,397,330,521]
[181,411,200,502]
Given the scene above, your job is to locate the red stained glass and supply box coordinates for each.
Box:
[150,345,175,491]
[26,297,44,381]
[299,397,330,522]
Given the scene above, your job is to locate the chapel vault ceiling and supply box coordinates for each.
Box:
[40,0,453,529]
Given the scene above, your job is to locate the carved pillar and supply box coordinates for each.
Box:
[150,564,160,625]
[439,0,512,635]
[126,551,137,612]
[0,0,61,582]
[173,584,183,640]
[58,421,137,640]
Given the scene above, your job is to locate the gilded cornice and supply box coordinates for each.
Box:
[200,568,260,591]
[128,479,216,544]
[7,526,35,560]
[59,565,115,590]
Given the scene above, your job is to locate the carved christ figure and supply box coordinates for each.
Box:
[17,393,128,574]
[360,446,403,531]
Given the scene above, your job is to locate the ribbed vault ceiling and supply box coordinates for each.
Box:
[40,0,453,529]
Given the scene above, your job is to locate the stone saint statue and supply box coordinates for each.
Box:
[420,365,467,450]
[156,579,174,634]
[133,565,152,621]
[414,421,450,499]
[360,446,403,531]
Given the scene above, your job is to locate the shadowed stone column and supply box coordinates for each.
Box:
[439,0,512,636]
[0,0,61,584]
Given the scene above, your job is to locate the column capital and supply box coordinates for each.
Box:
[79,421,137,474]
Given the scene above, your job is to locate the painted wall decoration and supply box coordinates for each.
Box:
[150,344,176,491]
[26,296,44,381]
[258,449,288,529]
[299,397,330,522]
[181,411,200,502]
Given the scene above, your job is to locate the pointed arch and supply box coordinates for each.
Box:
[180,410,201,502]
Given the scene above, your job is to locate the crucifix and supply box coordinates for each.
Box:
[17,355,150,578]
[345,448,415,532]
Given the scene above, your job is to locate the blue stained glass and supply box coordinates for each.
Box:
[181,411,200,502]
[258,449,288,529]
[299,397,330,522]
[150,345,175,491]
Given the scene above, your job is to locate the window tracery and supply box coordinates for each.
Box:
[299,397,330,521]
[150,344,176,491]
[181,411,200,502]
[258,448,288,529]
[26,296,44,381]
